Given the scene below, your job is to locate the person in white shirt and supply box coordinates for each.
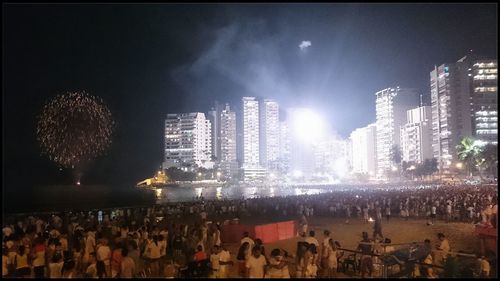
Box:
[218,244,232,278]
[85,253,98,278]
[445,203,452,223]
[479,256,490,277]
[433,233,450,267]
[83,230,96,269]
[265,248,290,278]
[120,248,136,278]
[321,230,331,277]
[145,236,161,277]
[246,246,267,278]
[210,245,222,278]
[2,248,9,277]
[430,205,437,224]
[96,239,111,278]
[305,230,319,248]
[48,254,64,278]
[326,239,340,278]
[241,232,255,252]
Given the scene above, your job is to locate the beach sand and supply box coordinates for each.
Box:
[220,216,479,278]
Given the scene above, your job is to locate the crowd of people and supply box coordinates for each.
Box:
[2,183,497,278]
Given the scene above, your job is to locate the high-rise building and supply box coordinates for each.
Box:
[207,101,223,162]
[430,56,497,171]
[278,121,291,175]
[219,104,238,179]
[471,60,497,144]
[242,97,266,180]
[400,106,433,164]
[350,123,377,175]
[259,99,280,169]
[431,58,474,171]
[164,113,212,170]
[375,87,419,177]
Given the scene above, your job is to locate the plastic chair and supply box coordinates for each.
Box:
[342,254,358,275]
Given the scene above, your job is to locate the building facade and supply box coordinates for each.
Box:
[207,101,223,162]
[471,60,498,144]
[375,87,419,177]
[277,121,291,175]
[242,97,266,180]
[350,123,377,176]
[164,113,212,170]
[430,56,497,172]
[219,104,238,179]
[400,106,433,164]
[259,99,280,169]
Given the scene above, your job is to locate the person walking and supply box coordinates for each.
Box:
[373,217,384,240]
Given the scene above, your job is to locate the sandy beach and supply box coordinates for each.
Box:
[220,216,479,278]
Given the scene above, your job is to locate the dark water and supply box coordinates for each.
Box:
[155,184,329,203]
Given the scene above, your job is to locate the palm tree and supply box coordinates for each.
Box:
[456,137,483,177]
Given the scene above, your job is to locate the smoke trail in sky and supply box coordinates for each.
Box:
[299,40,311,50]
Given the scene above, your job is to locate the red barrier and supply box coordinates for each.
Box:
[277,221,295,241]
[223,220,296,244]
[256,224,279,243]
[221,224,255,243]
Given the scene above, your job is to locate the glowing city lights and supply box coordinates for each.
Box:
[290,109,325,142]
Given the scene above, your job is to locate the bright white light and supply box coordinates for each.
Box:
[290,109,324,142]
[368,217,374,222]
[269,173,275,179]
[299,40,311,50]
[216,172,221,177]
[293,170,303,178]
[195,187,202,197]
[333,158,348,178]
[391,166,398,172]
[216,187,222,200]
[474,140,487,147]
[76,181,81,186]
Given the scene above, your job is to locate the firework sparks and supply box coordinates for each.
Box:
[36,91,114,169]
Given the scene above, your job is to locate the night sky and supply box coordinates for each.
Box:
[3,4,497,189]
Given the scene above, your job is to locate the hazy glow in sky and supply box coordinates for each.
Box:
[290,109,325,142]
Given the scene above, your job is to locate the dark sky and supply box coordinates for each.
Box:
[3,4,497,188]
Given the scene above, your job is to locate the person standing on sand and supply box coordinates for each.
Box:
[246,246,267,278]
[357,232,373,278]
[321,230,331,276]
[345,205,351,224]
[299,213,308,236]
[363,204,369,223]
[385,203,391,222]
[433,233,450,267]
[373,217,384,240]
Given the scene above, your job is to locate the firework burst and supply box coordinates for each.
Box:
[36,91,114,170]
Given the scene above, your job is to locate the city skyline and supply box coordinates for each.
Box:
[4,4,497,187]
